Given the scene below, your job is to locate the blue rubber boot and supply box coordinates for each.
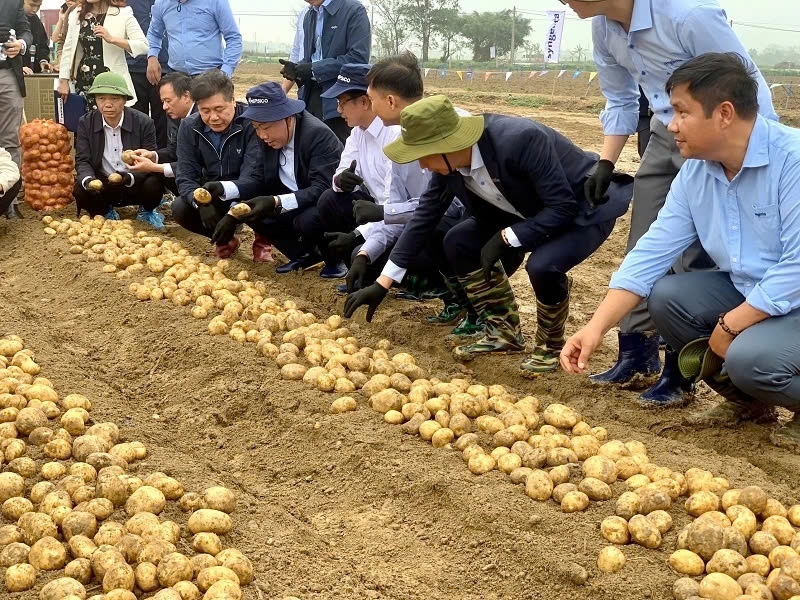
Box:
[589,331,661,384]
[104,207,120,221]
[639,347,695,407]
[136,208,165,230]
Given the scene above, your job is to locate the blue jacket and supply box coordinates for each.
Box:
[388,114,634,271]
[175,103,263,206]
[300,0,371,121]
[126,0,168,74]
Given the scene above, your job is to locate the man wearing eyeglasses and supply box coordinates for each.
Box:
[559,0,778,406]
[278,0,371,143]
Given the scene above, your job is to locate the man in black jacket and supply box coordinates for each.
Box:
[0,0,32,219]
[172,70,264,259]
[128,71,194,193]
[73,73,165,228]
[22,0,50,74]
[210,82,343,272]
[345,96,633,374]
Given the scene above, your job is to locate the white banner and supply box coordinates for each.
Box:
[544,10,566,64]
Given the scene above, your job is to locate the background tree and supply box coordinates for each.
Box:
[398,0,460,63]
[373,0,408,56]
[460,10,531,62]
[435,9,465,63]
[570,44,588,63]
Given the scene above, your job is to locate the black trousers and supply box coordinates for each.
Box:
[443,215,616,305]
[172,196,316,261]
[1,180,21,215]
[130,71,168,149]
[305,82,351,143]
[74,174,164,217]
[302,188,372,264]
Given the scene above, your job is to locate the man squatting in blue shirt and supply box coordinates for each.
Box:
[560,0,778,406]
[561,53,800,451]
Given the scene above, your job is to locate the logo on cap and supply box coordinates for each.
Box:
[337,75,352,83]
[248,98,270,105]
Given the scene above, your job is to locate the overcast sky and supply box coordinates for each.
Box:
[40,0,800,57]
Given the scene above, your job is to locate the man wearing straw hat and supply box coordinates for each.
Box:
[560,0,778,406]
[561,54,800,449]
[343,95,633,374]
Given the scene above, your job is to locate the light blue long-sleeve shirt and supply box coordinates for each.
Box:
[147,0,243,77]
[310,0,333,62]
[610,116,800,317]
[592,0,778,136]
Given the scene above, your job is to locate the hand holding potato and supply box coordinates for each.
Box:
[127,154,160,174]
[85,179,104,195]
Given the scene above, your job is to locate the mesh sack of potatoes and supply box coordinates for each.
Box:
[20,119,75,211]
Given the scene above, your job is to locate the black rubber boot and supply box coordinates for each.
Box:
[589,331,661,384]
[639,347,695,407]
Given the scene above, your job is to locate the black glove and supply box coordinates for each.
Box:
[238,196,280,222]
[584,159,615,208]
[278,59,298,81]
[334,160,364,194]
[344,282,388,322]
[480,230,512,283]
[106,171,132,187]
[352,199,384,224]
[294,62,313,84]
[0,27,10,45]
[198,203,222,231]
[211,214,238,245]
[346,254,368,293]
[324,231,362,256]
[202,181,225,202]
[84,179,103,195]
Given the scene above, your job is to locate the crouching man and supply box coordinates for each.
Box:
[73,73,165,227]
[561,54,800,447]
[172,70,263,259]
[209,82,343,272]
[0,148,20,219]
[345,96,633,374]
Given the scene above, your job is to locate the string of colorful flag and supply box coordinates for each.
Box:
[422,67,600,83]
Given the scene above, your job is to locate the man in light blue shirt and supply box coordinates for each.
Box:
[145,0,242,84]
[561,54,800,449]
[560,0,778,405]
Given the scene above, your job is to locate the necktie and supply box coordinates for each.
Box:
[308,10,318,59]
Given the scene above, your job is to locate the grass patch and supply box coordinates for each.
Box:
[506,95,549,109]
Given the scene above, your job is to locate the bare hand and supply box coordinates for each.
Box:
[92,25,114,43]
[708,323,733,360]
[128,154,159,173]
[560,326,604,374]
[41,61,52,73]
[146,57,162,86]
[4,40,23,59]
[57,79,70,102]
[133,149,158,162]
[22,66,32,75]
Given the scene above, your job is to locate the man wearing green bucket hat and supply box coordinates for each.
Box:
[561,54,800,449]
[344,95,633,372]
[73,71,165,228]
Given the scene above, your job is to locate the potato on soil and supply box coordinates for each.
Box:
[65,557,93,583]
[196,565,240,591]
[686,490,721,516]
[0,471,25,502]
[669,549,706,576]
[468,453,495,475]
[579,477,612,501]
[330,396,357,414]
[737,486,769,515]
[582,455,617,484]
[697,572,743,599]
[762,516,796,546]
[616,491,642,520]
[431,427,454,448]
[628,514,662,549]
[686,519,727,562]
[203,486,236,514]
[5,562,36,592]
[188,509,233,535]
[125,485,166,515]
[203,579,242,600]
[39,577,87,600]
[746,555,772,578]
[706,548,749,581]
[542,403,579,429]
[601,516,630,545]
[158,552,194,586]
[281,364,307,381]
[525,469,553,501]
[561,491,590,513]
[173,580,202,600]
[135,562,160,592]
[103,562,135,592]
[597,546,626,573]
[62,511,98,541]
[2,496,33,520]
[553,483,578,504]
[106,591,137,600]
[19,511,58,545]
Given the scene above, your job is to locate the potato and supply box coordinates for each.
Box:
[746,554,772,578]
[0,472,25,502]
[788,505,800,527]
[497,452,522,474]
[578,477,612,501]
[686,491,722,517]
[431,428,454,449]
[39,577,87,600]
[19,512,59,545]
[763,516,796,546]
[135,562,160,592]
[673,577,701,600]
[192,532,222,556]
[769,546,798,569]
[203,579,242,600]
[616,491,642,520]
[106,591,137,600]
[188,509,233,535]
[637,488,672,515]
[468,453,495,475]
[2,496,33,520]
[601,516,629,545]
[762,498,788,519]
[561,491,590,513]
[85,498,114,521]
[174,581,202,600]
[103,562,135,592]
[550,483,575,504]
[738,486,769,515]
[193,188,212,204]
[0,524,23,546]
[330,396,357,414]
[628,514,662,549]
[280,364,307,381]
[15,406,47,434]
[158,552,193,586]
[582,455,617,484]
[203,487,236,514]
[737,573,764,591]
[67,535,97,560]
[5,562,36,591]
[524,469,553,501]
[28,537,67,571]
[0,541,30,567]
[769,573,800,600]
[196,566,240,592]
[218,553,253,585]
[65,558,93,583]
[699,573,743,600]
[707,549,749,580]
[687,519,727,561]
[670,549,706,576]
[548,464,571,486]
[647,510,673,534]
[542,403,579,429]
[597,546,626,574]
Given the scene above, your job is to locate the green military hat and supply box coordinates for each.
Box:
[87,72,134,100]
[383,95,484,164]
[677,337,724,383]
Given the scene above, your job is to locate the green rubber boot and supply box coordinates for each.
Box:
[684,374,775,427]
[520,281,572,375]
[426,275,468,326]
[452,265,525,361]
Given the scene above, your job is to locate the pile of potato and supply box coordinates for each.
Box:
[19,120,74,211]
[0,335,255,599]
[41,215,800,600]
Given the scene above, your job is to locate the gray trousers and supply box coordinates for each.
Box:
[0,69,23,208]
[620,116,716,333]
[649,271,800,411]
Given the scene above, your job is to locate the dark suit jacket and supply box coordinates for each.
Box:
[75,107,157,181]
[25,13,49,73]
[1,0,33,96]
[157,103,197,175]
[300,0,370,121]
[389,114,634,271]
[259,110,342,210]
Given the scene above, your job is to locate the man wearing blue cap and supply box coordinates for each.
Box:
[211,81,343,274]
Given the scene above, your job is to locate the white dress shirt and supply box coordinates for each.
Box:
[277,127,299,211]
[289,7,308,62]
[82,114,133,188]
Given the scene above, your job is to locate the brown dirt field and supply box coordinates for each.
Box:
[0,66,798,600]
